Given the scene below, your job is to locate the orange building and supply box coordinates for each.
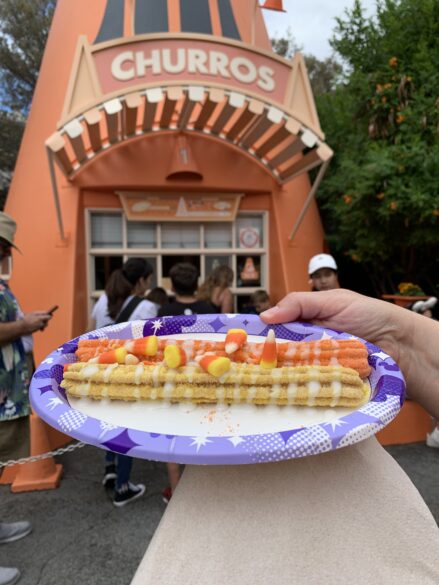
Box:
[4,0,432,448]
[6,0,333,363]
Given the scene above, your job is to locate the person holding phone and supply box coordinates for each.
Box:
[0,212,54,585]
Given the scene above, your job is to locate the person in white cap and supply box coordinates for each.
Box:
[0,211,53,585]
[308,253,340,291]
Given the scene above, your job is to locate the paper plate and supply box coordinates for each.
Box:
[30,314,405,465]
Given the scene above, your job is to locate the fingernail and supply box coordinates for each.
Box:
[260,306,280,318]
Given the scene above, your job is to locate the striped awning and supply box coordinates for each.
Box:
[46,84,333,185]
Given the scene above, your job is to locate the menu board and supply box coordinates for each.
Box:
[118,192,242,222]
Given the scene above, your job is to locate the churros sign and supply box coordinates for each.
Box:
[93,38,290,101]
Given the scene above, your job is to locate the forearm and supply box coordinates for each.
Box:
[399,312,439,418]
[0,320,28,346]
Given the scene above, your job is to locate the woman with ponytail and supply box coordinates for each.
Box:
[91,258,157,329]
[90,258,157,507]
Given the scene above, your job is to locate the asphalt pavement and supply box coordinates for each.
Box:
[1,441,438,585]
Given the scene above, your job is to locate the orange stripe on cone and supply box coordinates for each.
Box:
[125,336,158,357]
[96,348,127,364]
[260,329,277,369]
[198,354,231,377]
[225,329,247,354]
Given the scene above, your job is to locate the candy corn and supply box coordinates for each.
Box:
[260,329,277,369]
[225,329,247,354]
[164,345,187,369]
[95,347,128,364]
[198,354,231,378]
[125,336,158,357]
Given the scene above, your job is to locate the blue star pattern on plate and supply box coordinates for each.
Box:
[29,314,406,465]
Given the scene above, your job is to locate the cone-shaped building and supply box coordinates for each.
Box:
[6,0,332,360]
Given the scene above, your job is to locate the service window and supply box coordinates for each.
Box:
[87,210,268,313]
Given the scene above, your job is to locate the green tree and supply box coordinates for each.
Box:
[316,0,439,296]
[271,28,342,96]
[0,0,55,207]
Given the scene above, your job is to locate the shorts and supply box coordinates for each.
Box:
[0,415,30,463]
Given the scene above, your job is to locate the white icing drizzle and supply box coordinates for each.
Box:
[101,386,109,398]
[185,366,196,384]
[80,365,99,379]
[246,386,257,404]
[132,388,141,400]
[287,383,298,404]
[152,365,161,387]
[271,368,282,383]
[164,382,176,400]
[285,344,297,359]
[80,383,91,397]
[300,345,310,363]
[183,386,193,400]
[150,388,158,400]
[103,363,118,383]
[330,380,342,407]
[329,356,339,366]
[216,386,225,403]
[270,383,281,404]
[134,363,145,385]
[306,378,321,406]
[313,345,321,366]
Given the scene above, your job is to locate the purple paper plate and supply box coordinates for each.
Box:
[30,314,405,465]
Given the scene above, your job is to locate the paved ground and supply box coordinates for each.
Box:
[1,441,438,585]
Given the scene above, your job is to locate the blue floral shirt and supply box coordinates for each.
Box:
[0,280,31,421]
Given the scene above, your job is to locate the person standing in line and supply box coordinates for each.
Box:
[0,212,53,585]
[308,253,340,291]
[250,290,271,315]
[90,257,157,507]
[197,265,234,313]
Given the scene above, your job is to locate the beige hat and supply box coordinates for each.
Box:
[0,212,20,252]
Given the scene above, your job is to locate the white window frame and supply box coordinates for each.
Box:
[86,208,269,316]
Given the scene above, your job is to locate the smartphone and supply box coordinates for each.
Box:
[47,305,59,315]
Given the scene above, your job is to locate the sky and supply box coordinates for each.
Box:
[262,0,377,60]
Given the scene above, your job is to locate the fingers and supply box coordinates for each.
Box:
[260,292,329,324]
[260,290,359,325]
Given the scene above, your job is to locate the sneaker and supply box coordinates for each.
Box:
[113,482,145,507]
[102,464,117,489]
[426,427,439,448]
[0,522,32,545]
[0,567,20,585]
[161,486,172,504]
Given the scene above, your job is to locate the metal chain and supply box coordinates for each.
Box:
[0,441,86,469]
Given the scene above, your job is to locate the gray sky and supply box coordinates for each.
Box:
[263,0,377,59]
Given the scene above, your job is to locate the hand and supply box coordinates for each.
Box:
[260,290,404,361]
[22,311,52,334]
[260,289,439,417]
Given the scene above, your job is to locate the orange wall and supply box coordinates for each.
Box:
[5,0,326,364]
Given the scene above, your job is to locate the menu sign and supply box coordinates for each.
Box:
[118,192,242,222]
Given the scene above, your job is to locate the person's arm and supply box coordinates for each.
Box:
[219,288,234,313]
[0,312,52,346]
[260,289,439,418]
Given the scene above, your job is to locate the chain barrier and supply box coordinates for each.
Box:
[0,441,86,469]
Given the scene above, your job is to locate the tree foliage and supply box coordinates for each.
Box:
[316,0,439,295]
[271,28,342,96]
[0,0,55,207]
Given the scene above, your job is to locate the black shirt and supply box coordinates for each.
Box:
[158,300,217,317]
